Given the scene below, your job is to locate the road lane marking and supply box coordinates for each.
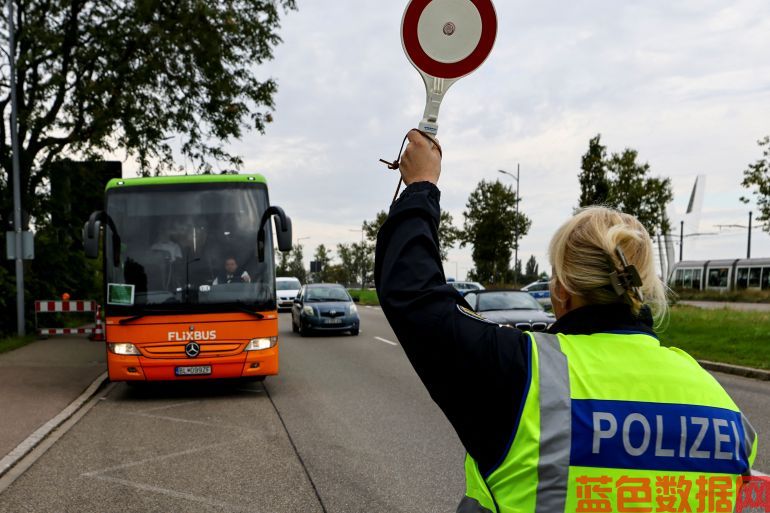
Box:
[136,401,199,413]
[82,440,238,477]
[88,475,254,512]
[374,336,397,346]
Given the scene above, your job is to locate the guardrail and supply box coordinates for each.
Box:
[34,300,104,340]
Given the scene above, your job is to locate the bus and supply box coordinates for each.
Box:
[83,174,292,382]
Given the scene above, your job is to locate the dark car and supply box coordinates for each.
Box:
[463,290,555,332]
[291,283,360,336]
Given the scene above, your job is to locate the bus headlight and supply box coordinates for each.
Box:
[108,343,141,356]
[245,337,277,351]
[302,305,315,317]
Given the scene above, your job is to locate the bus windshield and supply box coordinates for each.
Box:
[104,183,275,314]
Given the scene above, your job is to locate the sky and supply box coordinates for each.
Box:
[153,1,770,280]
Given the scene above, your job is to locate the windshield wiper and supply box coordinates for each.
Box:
[233,304,265,319]
[119,308,182,324]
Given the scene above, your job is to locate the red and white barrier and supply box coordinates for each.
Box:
[35,300,97,313]
[34,300,104,339]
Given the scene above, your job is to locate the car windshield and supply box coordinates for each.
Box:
[477,292,542,312]
[277,279,301,291]
[305,287,350,302]
[104,183,275,313]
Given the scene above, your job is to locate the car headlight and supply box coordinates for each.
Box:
[245,337,278,351]
[349,303,357,315]
[108,343,141,356]
[302,305,315,316]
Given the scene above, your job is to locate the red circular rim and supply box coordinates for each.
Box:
[402,0,497,80]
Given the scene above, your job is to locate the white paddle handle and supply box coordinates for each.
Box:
[419,75,456,137]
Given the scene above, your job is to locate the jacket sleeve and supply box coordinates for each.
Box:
[374,181,531,476]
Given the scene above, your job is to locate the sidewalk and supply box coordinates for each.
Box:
[0,336,106,460]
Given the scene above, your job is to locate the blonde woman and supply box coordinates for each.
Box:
[374,132,757,513]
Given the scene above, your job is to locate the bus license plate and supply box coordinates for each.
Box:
[325,318,342,324]
[175,365,212,376]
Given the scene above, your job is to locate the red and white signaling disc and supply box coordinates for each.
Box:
[401,0,497,80]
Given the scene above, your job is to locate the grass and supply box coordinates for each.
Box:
[0,334,35,355]
[348,289,380,306]
[658,305,770,370]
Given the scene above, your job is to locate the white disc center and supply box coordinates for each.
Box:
[417,0,483,64]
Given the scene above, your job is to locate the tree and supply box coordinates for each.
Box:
[0,0,295,335]
[312,244,332,282]
[335,243,356,287]
[605,149,673,236]
[576,136,673,237]
[578,134,610,207]
[461,180,531,284]
[364,209,460,261]
[740,136,770,232]
[287,244,306,283]
[276,248,291,276]
[523,255,539,284]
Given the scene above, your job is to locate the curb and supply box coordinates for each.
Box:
[698,360,770,381]
[0,371,109,479]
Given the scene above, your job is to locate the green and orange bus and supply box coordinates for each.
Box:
[83,174,292,382]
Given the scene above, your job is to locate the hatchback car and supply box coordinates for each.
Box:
[291,283,360,336]
[463,290,555,331]
[276,277,302,310]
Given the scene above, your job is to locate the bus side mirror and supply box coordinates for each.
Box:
[84,210,122,267]
[83,220,101,259]
[257,206,293,262]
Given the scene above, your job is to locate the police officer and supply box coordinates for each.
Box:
[374,131,757,513]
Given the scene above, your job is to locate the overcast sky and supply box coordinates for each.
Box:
[177,1,770,279]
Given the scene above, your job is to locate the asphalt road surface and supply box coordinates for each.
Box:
[0,307,767,512]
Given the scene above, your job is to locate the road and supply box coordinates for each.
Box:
[679,300,770,312]
[0,307,767,512]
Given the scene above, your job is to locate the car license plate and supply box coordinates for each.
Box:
[175,365,212,376]
[325,318,342,324]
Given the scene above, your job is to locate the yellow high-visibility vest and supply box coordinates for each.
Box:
[461,332,758,513]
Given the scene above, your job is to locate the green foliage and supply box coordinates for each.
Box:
[577,134,673,236]
[740,136,770,231]
[364,209,459,261]
[578,134,610,207]
[312,244,332,282]
[335,243,357,286]
[461,180,532,285]
[287,244,306,283]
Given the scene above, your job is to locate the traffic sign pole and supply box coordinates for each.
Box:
[7,0,25,336]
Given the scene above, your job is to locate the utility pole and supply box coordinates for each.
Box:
[679,220,684,262]
[748,211,752,259]
[8,0,25,335]
[498,165,521,287]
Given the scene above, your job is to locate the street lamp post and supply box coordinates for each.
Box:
[498,165,520,287]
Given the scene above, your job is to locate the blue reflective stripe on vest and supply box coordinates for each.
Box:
[571,399,751,474]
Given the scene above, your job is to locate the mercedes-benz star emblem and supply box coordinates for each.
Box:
[185,342,201,358]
